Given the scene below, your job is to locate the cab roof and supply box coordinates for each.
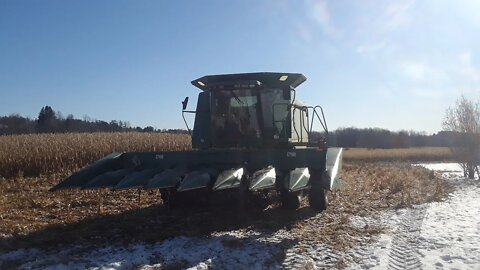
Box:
[191,72,306,91]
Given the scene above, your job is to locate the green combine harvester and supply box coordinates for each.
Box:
[52,72,342,210]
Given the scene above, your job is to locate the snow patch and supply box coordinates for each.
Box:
[0,231,289,269]
[418,182,480,269]
[348,162,480,269]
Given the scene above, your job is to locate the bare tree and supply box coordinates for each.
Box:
[443,96,480,179]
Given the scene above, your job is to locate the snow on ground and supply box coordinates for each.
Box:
[417,162,467,180]
[349,162,480,270]
[0,230,294,269]
[416,162,479,269]
[417,162,463,173]
[420,184,480,269]
[1,163,479,269]
[0,218,370,269]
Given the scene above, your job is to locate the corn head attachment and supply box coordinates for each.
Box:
[52,72,343,211]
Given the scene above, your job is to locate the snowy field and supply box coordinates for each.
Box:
[1,163,479,269]
[348,163,480,269]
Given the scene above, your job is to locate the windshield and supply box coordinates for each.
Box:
[230,95,257,107]
[211,89,261,147]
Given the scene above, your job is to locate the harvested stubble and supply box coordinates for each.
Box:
[343,147,453,162]
[0,132,191,178]
[292,163,447,251]
[0,162,447,253]
[0,132,448,255]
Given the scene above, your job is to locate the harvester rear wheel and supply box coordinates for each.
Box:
[281,191,301,210]
[309,185,328,211]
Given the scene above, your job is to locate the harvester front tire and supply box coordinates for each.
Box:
[160,188,184,208]
[160,189,173,208]
[309,186,328,211]
[281,191,301,210]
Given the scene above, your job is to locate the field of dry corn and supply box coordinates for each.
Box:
[0,132,448,254]
[0,132,452,179]
[0,132,191,178]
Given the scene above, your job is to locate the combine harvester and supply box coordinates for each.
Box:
[52,72,342,210]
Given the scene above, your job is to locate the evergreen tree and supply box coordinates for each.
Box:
[37,106,57,133]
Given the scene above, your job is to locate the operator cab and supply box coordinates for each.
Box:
[184,72,327,149]
[210,88,262,147]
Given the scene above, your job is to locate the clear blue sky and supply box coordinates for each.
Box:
[1,0,479,134]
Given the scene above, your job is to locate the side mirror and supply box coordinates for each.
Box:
[182,97,189,110]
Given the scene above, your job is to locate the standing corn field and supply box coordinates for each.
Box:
[0,132,191,179]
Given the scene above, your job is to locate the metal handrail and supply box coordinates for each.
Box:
[182,110,196,136]
[272,102,328,144]
[308,106,328,134]
[308,105,328,143]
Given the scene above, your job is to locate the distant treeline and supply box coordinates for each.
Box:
[324,127,456,148]
[0,106,187,135]
[0,106,457,148]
